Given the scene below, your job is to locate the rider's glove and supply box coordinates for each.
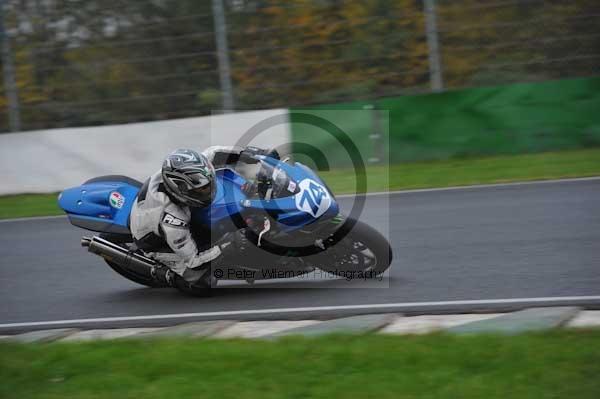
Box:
[214,229,248,253]
[239,147,280,164]
[265,148,280,160]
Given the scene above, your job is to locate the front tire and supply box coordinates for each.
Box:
[316,217,393,276]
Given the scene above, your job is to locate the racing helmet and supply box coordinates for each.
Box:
[161,149,216,208]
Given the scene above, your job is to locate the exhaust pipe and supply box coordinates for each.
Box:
[82,236,176,286]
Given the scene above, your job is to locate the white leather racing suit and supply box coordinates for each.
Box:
[129,146,246,278]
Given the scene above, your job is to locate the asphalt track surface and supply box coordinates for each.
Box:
[1,178,599,332]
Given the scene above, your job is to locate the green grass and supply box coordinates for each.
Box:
[1,148,599,220]
[319,148,600,194]
[1,331,600,398]
[0,193,62,219]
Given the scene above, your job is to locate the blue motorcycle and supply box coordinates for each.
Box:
[58,154,392,295]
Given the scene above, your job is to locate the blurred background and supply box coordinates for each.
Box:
[0,0,598,134]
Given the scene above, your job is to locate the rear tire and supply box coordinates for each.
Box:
[98,234,167,288]
[174,273,213,297]
[104,260,167,288]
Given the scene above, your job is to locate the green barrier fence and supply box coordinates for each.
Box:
[290,77,600,167]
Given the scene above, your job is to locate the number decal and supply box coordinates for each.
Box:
[295,179,331,218]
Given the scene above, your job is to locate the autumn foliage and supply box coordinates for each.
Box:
[0,0,598,132]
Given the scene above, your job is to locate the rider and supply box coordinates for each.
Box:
[129,146,279,290]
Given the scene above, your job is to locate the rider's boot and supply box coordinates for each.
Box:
[150,265,177,287]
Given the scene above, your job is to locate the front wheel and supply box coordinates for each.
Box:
[316,217,393,276]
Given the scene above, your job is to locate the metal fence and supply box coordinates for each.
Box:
[1,0,598,132]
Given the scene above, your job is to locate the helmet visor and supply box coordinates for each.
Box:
[190,184,211,196]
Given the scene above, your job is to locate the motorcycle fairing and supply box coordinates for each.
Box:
[59,156,340,235]
[58,176,141,235]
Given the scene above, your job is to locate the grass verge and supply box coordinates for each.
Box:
[319,147,600,194]
[0,193,62,219]
[1,331,600,398]
[1,148,599,220]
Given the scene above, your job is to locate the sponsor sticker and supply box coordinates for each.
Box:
[162,213,188,228]
[287,180,297,192]
[109,191,125,209]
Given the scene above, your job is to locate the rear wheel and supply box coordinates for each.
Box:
[98,234,167,288]
[104,260,167,288]
[173,272,213,297]
[99,233,211,293]
[316,218,392,276]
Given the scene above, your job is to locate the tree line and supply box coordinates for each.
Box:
[1,0,598,132]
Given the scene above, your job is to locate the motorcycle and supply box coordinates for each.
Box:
[58,153,392,295]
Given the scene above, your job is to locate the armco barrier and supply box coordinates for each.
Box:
[0,109,291,195]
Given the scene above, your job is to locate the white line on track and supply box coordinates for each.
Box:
[2,295,600,329]
[2,176,599,223]
[336,176,600,198]
[0,214,66,223]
